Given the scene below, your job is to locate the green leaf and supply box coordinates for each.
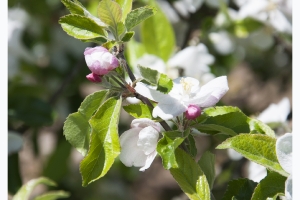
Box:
[185,134,197,158]
[80,96,122,186]
[216,134,289,177]
[116,0,132,22]
[157,131,185,169]
[98,0,122,39]
[33,191,70,200]
[61,0,86,15]
[251,171,286,200]
[198,151,215,190]
[192,106,275,137]
[63,90,108,156]
[170,149,210,200]
[230,17,264,38]
[125,6,157,31]
[123,103,154,119]
[137,65,173,93]
[59,14,108,40]
[141,1,175,62]
[222,178,258,200]
[121,31,134,42]
[157,73,173,94]
[117,21,126,38]
[12,177,57,200]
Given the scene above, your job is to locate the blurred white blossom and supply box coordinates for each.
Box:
[257,97,290,124]
[209,31,235,55]
[276,133,292,200]
[236,0,292,34]
[8,131,23,155]
[8,8,35,78]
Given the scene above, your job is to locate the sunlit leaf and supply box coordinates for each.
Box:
[116,0,132,22]
[216,134,289,177]
[170,149,210,200]
[80,96,122,186]
[125,6,157,31]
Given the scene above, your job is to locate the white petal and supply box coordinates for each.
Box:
[131,118,161,132]
[268,9,292,34]
[190,76,229,107]
[276,133,292,174]
[137,126,159,155]
[139,151,157,171]
[119,128,147,167]
[153,102,187,120]
[285,175,292,200]
[247,161,267,182]
[257,97,290,123]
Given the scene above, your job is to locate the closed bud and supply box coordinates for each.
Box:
[185,104,201,120]
[84,46,119,75]
[86,73,102,83]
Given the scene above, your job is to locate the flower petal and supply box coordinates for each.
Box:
[139,151,157,171]
[131,118,161,132]
[119,128,147,167]
[137,126,159,155]
[153,102,186,120]
[276,133,292,174]
[189,76,229,107]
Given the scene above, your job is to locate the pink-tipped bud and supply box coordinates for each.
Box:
[86,73,102,83]
[185,105,201,120]
[84,46,119,75]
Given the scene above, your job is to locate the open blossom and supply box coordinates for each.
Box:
[135,76,229,120]
[84,46,119,76]
[276,133,292,200]
[119,118,160,171]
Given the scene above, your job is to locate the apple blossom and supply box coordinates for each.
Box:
[119,118,161,171]
[84,46,119,76]
[276,133,292,200]
[135,76,229,120]
[86,73,102,83]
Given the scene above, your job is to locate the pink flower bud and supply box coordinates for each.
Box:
[185,105,201,120]
[84,46,119,75]
[86,73,102,83]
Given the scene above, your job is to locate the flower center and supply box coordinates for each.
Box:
[180,77,196,96]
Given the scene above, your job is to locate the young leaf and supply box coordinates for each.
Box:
[222,178,258,200]
[216,134,289,177]
[125,6,157,31]
[116,0,132,22]
[192,106,275,137]
[80,96,122,186]
[61,0,86,15]
[123,103,154,119]
[137,65,173,93]
[33,191,70,200]
[140,1,175,62]
[251,171,286,200]
[63,90,108,156]
[98,0,122,39]
[121,31,134,42]
[12,177,57,200]
[157,131,185,169]
[59,14,108,40]
[198,151,216,190]
[170,148,210,200]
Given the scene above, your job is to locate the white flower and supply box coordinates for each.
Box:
[119,119,161,171]
[247,161,267,182]
[209,31,235,55]
[276,133,292,200]
[237,0,292,34]
[257,97,290,124]
[135,76,229,120]
[167,43,215,82]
